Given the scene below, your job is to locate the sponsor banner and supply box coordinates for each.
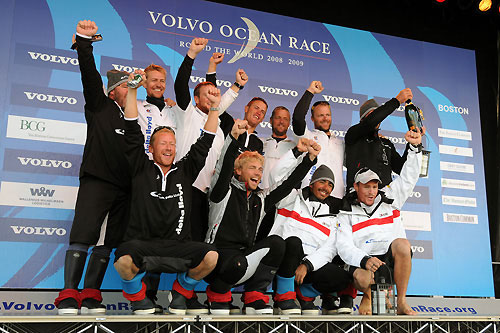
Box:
[0,181,78,209]
[2,148,81,177]
[401,211,432,231]
[442,195,477,207]
[438,128,472,141]
[443,212,478,224]
[410,239,433,260]
[6,115,86,145]
[439,144,473,157]
[10,84,83,112]
[0,218,69,243]
[99,56,157,76]
[189,70,235,89]
[440,161,475,174]
[441,178,476,191]
[406,186,430,205]
[321,90,366,109]
[248,79,303,102]
[0,291,498,316]
[14,43,80,72]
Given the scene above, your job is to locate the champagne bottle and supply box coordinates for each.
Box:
[404,100,424,132]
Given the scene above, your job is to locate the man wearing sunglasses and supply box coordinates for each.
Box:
[336,129,423,316]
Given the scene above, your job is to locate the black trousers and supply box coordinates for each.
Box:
[69,176,129,247]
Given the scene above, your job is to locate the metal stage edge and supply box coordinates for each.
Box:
[0,314,499,333]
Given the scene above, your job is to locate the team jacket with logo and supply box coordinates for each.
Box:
[75,34,130,188]
[268,149,342,270]
[122,118,214,242]
[205,136,316,250]
[336,145,422,267]
[292,90,345,198]
[172,55,238,193]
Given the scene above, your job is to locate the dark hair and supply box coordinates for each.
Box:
[194,81,216,98]
[247,97,268,109]
[311,100,330,116]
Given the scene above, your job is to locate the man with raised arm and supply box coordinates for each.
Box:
[54,20,131,315]
[345,88,418,189]
[112,70,220,315]
[174,38,248,242]
[204,126,320,315]
[292,81,345,199]
[336,129,423,315]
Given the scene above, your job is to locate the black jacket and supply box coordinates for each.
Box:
[345,98,408,188]
[206,136,316,250]
[123,119,214,241]
[75,35,130,188]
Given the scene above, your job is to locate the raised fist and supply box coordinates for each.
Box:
[307,81,324,94]
[307,141,321,160]
[296,138,312,153]
[209,52,224,65]
[187,38,208,59]
[231,119,248,139]
[236,69,248,87]
[76,20,98,37]
[206,86,221,108]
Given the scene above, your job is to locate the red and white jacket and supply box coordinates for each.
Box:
[269,150,341,271]
[336,145,422,267]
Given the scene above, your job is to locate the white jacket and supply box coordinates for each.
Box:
[136,88,238,192]
[336,145,422,267]
[136,100,178,158]
[299,128,345,199]
[261,136,297,188]
[269,150,340,271]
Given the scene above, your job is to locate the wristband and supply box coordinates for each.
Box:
[209,107,220,111]
[234,82,244,90]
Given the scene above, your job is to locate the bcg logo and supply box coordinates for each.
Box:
[20,120,45,132]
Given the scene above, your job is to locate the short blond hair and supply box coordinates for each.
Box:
[234,151,264,171]
[145,63,166,78]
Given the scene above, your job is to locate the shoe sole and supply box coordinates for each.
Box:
[302,309,320,315]
[244,308,273,315]
[168,307,187,315]
[278,308,301,315]
[322,309,339,315]
[337,308,353,314]
[57,308,79,315]
[186,308,209,315]
[209,309,230,315]
[80,307,106,315]
[133,308,155,315]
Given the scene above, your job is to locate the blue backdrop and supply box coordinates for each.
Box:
[0,0,493,297]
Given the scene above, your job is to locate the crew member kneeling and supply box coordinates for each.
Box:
[113,71,220,315]
[204,124,320,315]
